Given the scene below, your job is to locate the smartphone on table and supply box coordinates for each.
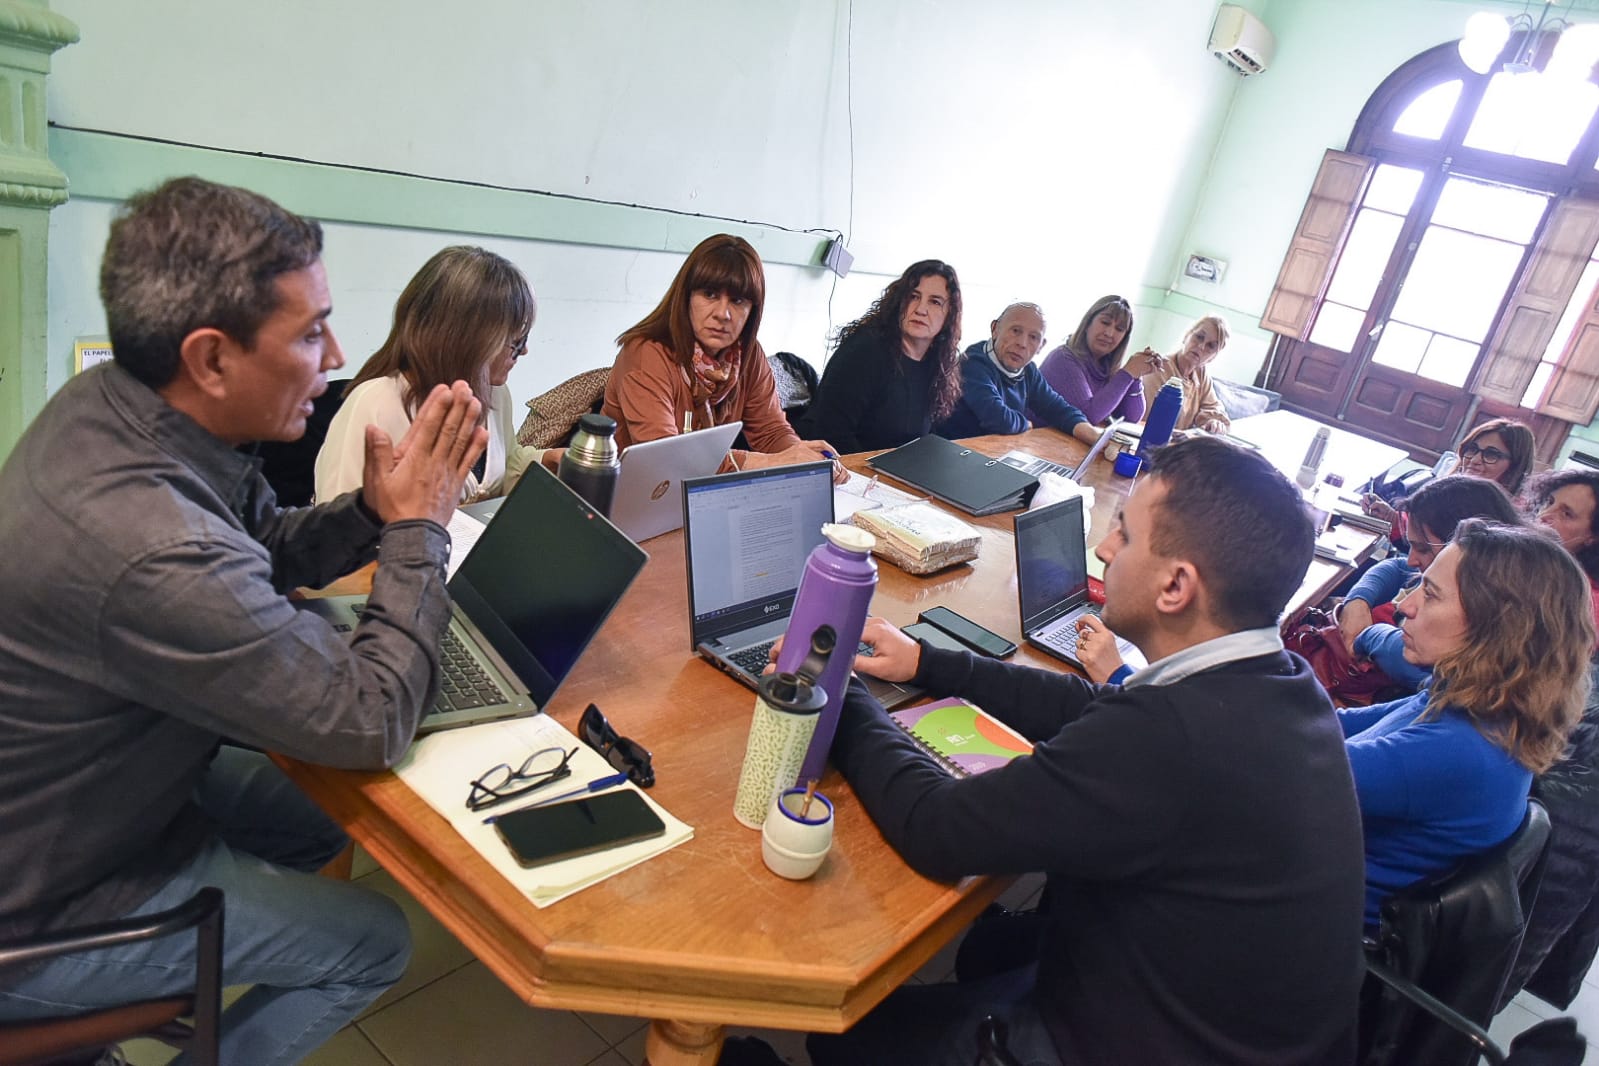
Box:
[917,606,1018,659]
[493,790,666,869]
[901,621,974,654]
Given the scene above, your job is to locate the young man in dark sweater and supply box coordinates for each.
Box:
[807,435,1366,1066]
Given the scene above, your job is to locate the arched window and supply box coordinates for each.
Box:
[1263,34,1599,460]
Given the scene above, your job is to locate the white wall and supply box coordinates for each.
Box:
[43,0,1253,407]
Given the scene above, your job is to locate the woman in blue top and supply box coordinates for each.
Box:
[1340,519,1592,928]
[1337,475,1522,689]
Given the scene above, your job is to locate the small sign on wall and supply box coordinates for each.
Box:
[74,337,113,374]
[1184,254,1227,283]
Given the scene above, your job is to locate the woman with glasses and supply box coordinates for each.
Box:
[1038,295,1157,424]
[316,245,536,503]
[1340,519,1591,929]
[603,233,839,473]
[1361,418,1535,527]
[1138,315,1232,434]
[798,259,965,454]
[1337,476,1523,691]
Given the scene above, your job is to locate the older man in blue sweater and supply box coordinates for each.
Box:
[938,302,1099,443]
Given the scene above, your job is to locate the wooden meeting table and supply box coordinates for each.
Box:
[277,421,1393,1065]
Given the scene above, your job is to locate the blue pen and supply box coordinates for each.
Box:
[821,449,838,459]
[481,773,631,824]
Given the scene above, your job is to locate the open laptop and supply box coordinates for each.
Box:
[609,422,743,543]
[302,463,647,733]
[1013,495,1144,672]
[999,418,1122,482]
[681,461,919,707]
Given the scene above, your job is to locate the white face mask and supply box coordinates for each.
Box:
[987,341,1026,380]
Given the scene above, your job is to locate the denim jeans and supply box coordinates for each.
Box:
[0,747,412,1065]
[806,964,1065,1066]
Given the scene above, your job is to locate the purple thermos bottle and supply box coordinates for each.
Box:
[1138,380,1184,456]
[777,523,878,784]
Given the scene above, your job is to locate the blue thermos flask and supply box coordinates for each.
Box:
[1114,379,1182,478]
[776,523,878,784]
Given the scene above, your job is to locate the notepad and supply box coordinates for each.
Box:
[394,714,693,906]
[888,698,1033,777]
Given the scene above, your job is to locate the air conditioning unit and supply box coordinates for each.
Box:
[1210,4,1275,76]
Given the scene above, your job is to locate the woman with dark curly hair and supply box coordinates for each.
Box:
[1339,519,1592,928]
[798,259,964,454]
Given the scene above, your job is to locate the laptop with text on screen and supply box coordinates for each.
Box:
[681,461,919,707]
[1014,495,1144,672]
[302,463,647,734]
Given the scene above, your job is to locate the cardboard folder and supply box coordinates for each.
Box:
[867,435,1039,517]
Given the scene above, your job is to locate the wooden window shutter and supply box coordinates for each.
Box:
[1474,197,1599,409]
[1260,149,1376,339]
[1538,247,1599,423]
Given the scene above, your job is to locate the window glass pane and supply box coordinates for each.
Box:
[1430,177,1549,243]
[1521,359,1557,408]
[1463,71,1599,165]
[1416,333,1481,387]
[1308,302,1367,353]
[1388,227,1527,342]
[1364,165,1425,215]
[1393,80,1462,140]
[1371,322,1430,374]
[1540,258,1599,364]
[1325,209,1405,308]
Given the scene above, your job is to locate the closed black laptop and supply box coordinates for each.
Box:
[868,435,1039,516]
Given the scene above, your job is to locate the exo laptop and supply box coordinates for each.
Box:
[302,463,647,734]
[1013,495,1144,672]
[681,461,919,707]
[609,422,743,544]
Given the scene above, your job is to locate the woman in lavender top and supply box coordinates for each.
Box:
[1039,294,1157,424]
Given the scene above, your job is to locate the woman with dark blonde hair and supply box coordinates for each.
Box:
[798,259,964,453]
[1339,519,1592,927]
[316,244,534,502]
[1039,295,1158,424]
[602,233,837,473]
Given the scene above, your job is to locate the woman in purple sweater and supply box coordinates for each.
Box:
[1038,295,1158,424]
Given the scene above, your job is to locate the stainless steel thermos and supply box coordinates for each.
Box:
[557,413,620,517]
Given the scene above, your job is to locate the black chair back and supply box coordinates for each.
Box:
[1362,800,1552,1066]
[255,380,350,507]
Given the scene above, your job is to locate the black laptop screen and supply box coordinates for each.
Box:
[682,462,834,643]
[1014,497,1090,631]
[448,465,647,705]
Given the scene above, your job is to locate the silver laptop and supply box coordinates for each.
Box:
[681,461,919,707]
[610,422,743,543]
[302,464,647,733]
[1013,495,1143,672]
[1000,418,1122,481]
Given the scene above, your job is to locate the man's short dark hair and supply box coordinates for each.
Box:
[1145,436,1314,630]
[99,176,325,387]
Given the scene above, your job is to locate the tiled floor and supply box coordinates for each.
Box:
[121,857,1599,1065]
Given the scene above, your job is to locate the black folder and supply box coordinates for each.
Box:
[867,435,1039,516]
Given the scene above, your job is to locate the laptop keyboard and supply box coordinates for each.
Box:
[435,626,510,716]
[1038,606,1102,658]
[354,603,508,717]
[728,639,874,678]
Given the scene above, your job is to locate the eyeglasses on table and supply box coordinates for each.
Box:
[465,745,576,811]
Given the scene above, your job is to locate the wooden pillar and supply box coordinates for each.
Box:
[0,1,76,459]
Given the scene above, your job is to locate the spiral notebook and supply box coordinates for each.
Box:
[888,698,1033,777]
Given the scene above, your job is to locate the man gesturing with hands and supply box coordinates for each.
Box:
[0,178,486,1064]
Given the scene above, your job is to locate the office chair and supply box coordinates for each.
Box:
[0,887,223,1066]
[1365,955,1586,1065]
[1359,801,1552,1066]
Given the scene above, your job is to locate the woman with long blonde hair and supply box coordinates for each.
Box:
[1339,519,1592,927]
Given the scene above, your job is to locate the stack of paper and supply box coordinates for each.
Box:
[852,501,982,575]
[394,714,693,907]
[832,470,924,520]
